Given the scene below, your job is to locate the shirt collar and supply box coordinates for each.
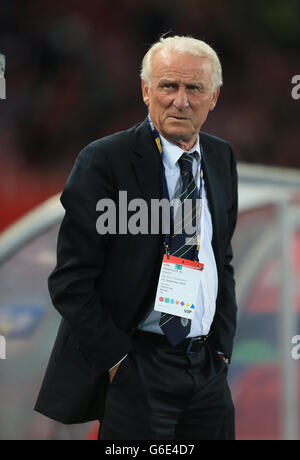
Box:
[160,134,201,170]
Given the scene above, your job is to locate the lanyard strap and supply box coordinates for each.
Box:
[147,117,203,261]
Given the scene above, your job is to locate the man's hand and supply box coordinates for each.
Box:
[219,354,229,365]
[108,354,128,383]
[109,362,121,383]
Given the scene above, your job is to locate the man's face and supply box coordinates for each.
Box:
[142,49,220,149]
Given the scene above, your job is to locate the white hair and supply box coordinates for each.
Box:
[140,35,223,93]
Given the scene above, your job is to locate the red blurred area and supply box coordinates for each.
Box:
[0,167,66,232]
[246,230,300,314]
[85,422,100,441]
[234,365,300,440]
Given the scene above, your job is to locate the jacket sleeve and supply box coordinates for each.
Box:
[209,146,238,361]
[48,143,132,382]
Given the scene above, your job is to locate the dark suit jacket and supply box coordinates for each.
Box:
[34,119,238,424]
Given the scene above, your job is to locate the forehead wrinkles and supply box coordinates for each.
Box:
[155,68,202,82]
[151,51,212,85]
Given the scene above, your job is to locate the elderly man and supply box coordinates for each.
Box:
[35,35,238,440]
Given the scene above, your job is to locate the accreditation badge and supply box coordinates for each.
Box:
[154,254,204,320]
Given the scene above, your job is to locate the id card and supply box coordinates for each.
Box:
[154,254,204,320]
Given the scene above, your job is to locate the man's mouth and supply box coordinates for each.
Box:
[168,116,188,120]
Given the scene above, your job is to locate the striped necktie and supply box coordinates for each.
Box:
[159,151,199,346]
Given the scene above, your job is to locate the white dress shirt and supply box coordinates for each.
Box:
[138,133,218,337]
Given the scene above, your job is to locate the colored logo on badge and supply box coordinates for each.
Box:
[158,298,194,308]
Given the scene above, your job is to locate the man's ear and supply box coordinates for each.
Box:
[209,87,220,111]
[142,80,150,106]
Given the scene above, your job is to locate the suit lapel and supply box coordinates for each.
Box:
[131,119,163,204]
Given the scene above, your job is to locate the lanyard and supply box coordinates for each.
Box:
[147,116,203,261]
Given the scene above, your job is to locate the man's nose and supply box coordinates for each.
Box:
[173,87,189,110]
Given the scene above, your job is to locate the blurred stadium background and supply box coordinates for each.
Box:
[0,0,299,440]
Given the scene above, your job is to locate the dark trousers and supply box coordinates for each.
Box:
[99,330,235,440]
